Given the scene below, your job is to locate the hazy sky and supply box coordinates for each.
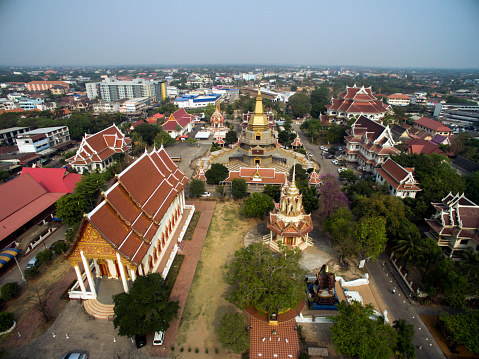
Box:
[1,0,478,69]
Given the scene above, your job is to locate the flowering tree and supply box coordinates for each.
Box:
[319,173,349,218]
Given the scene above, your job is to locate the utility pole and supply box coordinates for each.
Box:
[14,256,26,283]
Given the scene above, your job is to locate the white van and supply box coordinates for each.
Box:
[153,331,164,346]
[26,257,39,269]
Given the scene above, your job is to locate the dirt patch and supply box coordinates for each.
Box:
[300,323,344,358]
[4,255,71,325]
[173,201,260,358]
[420,314,479,359]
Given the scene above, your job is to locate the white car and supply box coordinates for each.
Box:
[338,146,343,151]
[320,146,327,151]
[332,160,339,165]
[308,152,313,157]
[153,331,164,346]
[200,192,211,197]
[338,167,347,173]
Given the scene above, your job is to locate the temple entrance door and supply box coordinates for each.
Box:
[286,237,295,245]
[255,159,260,165]
[98,259,110,277]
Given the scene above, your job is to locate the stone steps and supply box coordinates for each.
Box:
[83,299,115,320]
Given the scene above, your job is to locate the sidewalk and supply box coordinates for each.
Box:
[150,200,216,357]
[1,266,76,349]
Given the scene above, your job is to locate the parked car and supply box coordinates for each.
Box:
[26,257,39,269]
[135,334,147,348]
[320,146,327,151]
[338,167,347,173]
[308,152,313,157]
[62,352,88,359]
[332,160,339,165]
[338,146,343,151]
[153,331,164,346]
[200,192,211,197]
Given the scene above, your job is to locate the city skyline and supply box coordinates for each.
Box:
[1,0,478,69]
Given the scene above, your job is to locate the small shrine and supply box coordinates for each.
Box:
[308,167,321,187]
[210,100,224,130]
[306,264,338,310]
[265,166,313,251]
[291,134,302,149]
[193,162,207,181]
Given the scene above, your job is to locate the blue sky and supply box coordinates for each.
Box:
[1,0,478,68]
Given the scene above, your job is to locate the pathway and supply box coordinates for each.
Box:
[149,200,216,357]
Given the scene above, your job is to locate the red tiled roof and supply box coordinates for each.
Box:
[224,167,286,184]
[249,317,300,359]
[414,117,451,132]
[376,159,421,192]
[77,147,188,265]
[153,113,165,119]
[20,167,81,193]
[163,109,194,131]
[403,138,441,155]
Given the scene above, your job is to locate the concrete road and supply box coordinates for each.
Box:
[366,253,445,358]
[0,225,68,287]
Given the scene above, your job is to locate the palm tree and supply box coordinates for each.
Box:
[415,237,442,282]
[392,222,422,271]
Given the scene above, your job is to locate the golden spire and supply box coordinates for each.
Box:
[248,86,269,131]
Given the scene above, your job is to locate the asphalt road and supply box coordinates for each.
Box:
[0,225,68,287]
[367,253,445,359]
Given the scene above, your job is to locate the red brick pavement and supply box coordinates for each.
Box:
[150,200,216,356]
[1,266,76,348]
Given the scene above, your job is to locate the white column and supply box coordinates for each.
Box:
[116,252,129,293]
[80,251,97,298]
[93,259,101,278]
[107,259,118,278]
[138,264,144,276]
[130,268,137,281]
[74,264,87,298]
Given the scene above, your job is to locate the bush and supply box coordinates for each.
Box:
[217,313,250,353]
[195,348,199,353]
[24,267,39,280]
[0,312,14,332]
[53,240,68,254]
[0,282,19,301]
[36,249,52,265]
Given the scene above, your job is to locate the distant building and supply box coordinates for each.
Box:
[426,193,479,260]
[18,97,44,111]
[25,81,69,92]
[50,85,68,95]
[326,85,390,124]
[387,93,411,106]
[174,93,221,109]
[223,167,287,193]
[374,158,421,198]
[119,97,149,113]
[16,126,70,154]
[413,117,452,137]
[162,109,195,138]
[66,125,131,174]
[0,127,33,147]
[451,156,479,176]
[93,101,121,113]
[344,115,399,172]
[86,77,165,102]
[402,138,443,156]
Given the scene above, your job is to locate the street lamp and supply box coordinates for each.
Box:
[14,256,26,283]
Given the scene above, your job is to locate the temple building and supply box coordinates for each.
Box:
[325,85,390,124]
[67,125,131,174]
[66,146,194,300]
[207,88,312,174]
[264,168,313,251]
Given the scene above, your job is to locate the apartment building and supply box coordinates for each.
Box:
[86,77,165,102]
[16,126,70,153]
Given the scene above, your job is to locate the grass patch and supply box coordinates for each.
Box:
[184,211,201,241]
[165,254,185,295]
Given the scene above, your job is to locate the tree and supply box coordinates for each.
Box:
[263,184,281,202]
[224,129,238,145]
[53,240,68,254]
[134,123,160,146]
[113,273,179,338]
[465,171,479,205]
[323,208,355,260]
[352,216,387,262]
[0,312,15,332]
[36,249,52,265]
[55,192,89,226]
[205,163,229,185]
[438,311,479,354]
[318,174,349,218]
[0,282,19,301]
[226,243,305,314]
[203,103,216,118]
[154,131,175,147]
[391,221,423,269]
[243,193,274,219]
[0,170,10,183]
[231,178,247,199]
[288,93,311,118]
[216,184,226,199]
[189,179,206,197]
[217,313,250,354]
[393,319,416,359]
[66,113,92,141]
[339,169,358,184]
[74,172,106,209]
[331,301,397,359]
